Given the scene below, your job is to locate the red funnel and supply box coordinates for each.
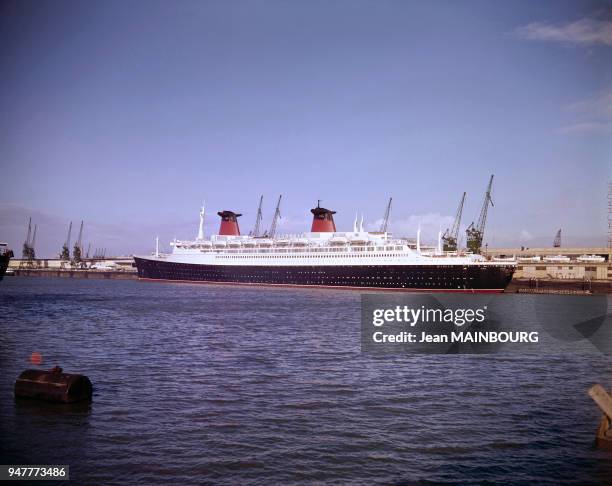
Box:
[310,204,336,232]
[217,211,241,236]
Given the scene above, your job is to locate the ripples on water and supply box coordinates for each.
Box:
[0,278,611,484]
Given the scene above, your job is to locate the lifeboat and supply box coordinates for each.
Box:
[274,239,290,247]
[577,254,605,263]
[292,238,309,247]
[517,256,540,262]
[213,240,227,248]
[228,240,242,248]
[543,255,570,263]
[256,239,273,247]
[329,236,349,246]
[492,256,516,262]
[349,235,368,245]
[243,240,257,247]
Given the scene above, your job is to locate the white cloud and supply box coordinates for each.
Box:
[276,213,311,234]
[566,89,612,117]
[559,121,612,134]
[516,18,612,46]
[559,89,612,135]
[520,229,533,241]
[374,213,455,243]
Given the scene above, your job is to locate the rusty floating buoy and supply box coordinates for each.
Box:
[14,367,93,403]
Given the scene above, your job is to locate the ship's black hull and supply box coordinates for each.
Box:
[134,257,515,292]
[0,252,13,281]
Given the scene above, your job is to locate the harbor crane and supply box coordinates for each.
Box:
[72,221,84,265]
[466,175,494,254]
[380,197,392,234]
[267,195,282,238]
[251,195,264,237]
[442,192,466,252]
[30,224,37,262]
[60,222,72,262]
[553,229,561,248]
[22,218,32,259]
[21,218,37,267]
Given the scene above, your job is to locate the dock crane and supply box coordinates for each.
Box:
[380,197,392,234]
[30,224,37,262]
[73,221,84,265]
[466,175,494,254]
[553,229,561,248]
[21,218,37,267]
[22,218,32,259]
[267,195,282,238]
[251,195,264,237]
[60,222,72,262]
[442,192,466,252]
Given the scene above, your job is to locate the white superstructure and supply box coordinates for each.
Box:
[155,230,511,268]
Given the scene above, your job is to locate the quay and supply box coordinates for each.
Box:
[11,268,137,280]
[8,257,137,280]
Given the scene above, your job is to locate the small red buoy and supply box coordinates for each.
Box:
[30,352,43,365]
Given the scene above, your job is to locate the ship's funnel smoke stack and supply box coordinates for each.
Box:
[310,202,336,232]
[217,211,242,236]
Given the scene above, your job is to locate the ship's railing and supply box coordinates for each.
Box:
[184,244,408,254]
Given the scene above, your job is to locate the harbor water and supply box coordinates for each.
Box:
[1,278,611,484]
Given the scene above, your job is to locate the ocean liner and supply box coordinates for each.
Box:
[134,202,515,292]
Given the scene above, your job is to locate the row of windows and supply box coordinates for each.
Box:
[215,253,405,259]
[141,269,475,286]
[141,263,482,284]
[182,246,405,253]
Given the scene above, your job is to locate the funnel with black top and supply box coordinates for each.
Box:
[217,211,242,236]
[310,202,336,232]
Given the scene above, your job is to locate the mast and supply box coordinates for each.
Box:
[197,202,205,240]
[442,192,466,251]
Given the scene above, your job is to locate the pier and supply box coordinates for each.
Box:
[8,257,137,280]
[11,268,137,280]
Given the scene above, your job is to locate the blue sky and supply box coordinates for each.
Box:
[1,0,610,257]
